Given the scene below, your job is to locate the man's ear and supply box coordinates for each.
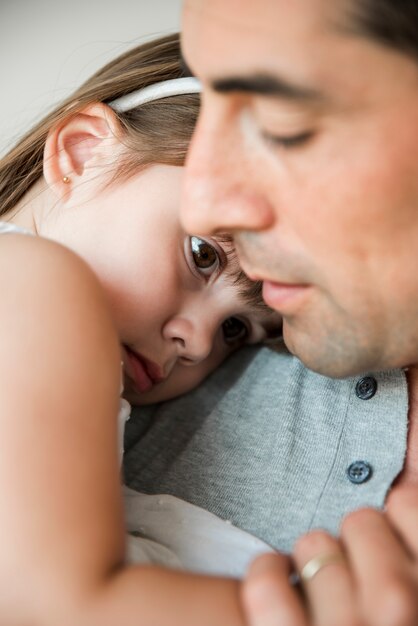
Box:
[43,103,122,199]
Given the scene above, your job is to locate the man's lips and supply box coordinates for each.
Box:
[124,347,165,393]
[240,263,311,313]
[262,280,311,313]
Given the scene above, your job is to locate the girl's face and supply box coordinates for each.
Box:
[40,165,280,405]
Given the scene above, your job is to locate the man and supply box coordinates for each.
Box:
[177,0,418,624]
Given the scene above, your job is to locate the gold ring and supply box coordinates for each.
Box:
[300,553,346,583]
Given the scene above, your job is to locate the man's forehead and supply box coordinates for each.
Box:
[182,0,341,60]
[182,0,351,95]
[182,0,418,110]
[183,0,333,39]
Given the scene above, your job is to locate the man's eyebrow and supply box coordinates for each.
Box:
[211,73,324,103]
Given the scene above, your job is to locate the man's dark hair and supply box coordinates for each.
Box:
[346,0,418,60]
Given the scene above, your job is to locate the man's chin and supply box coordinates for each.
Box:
[282,323,371,379]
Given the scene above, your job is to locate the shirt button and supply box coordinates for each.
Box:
[347,461,373,484]
[355,376,377,400]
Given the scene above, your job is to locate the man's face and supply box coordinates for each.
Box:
[181,0,418,377]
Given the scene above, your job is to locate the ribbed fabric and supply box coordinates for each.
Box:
[124,345,408,553]
[0,222,33,236]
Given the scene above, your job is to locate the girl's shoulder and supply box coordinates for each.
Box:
[0,229,100,303]
[0,229,120,405]
[0,231,117,358]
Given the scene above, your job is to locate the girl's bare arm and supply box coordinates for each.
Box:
[0,235,245,626]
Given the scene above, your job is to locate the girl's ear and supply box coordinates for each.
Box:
[43,103,122,200]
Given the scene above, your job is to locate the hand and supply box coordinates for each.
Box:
[242,532,351,626]
[242,552,308,626]
[242,485,418,626]
[341,485,418,626]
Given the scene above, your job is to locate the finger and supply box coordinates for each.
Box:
[341,507,418,626]
[242,553,308,626]
[386,485,418,555]
[293,530,355,626]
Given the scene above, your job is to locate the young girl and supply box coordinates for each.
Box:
[0,33,280,625]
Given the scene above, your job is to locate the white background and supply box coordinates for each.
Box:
[0,0,182,156]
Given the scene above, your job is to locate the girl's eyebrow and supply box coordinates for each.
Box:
[212,233,268,310]
[211,236,281,336]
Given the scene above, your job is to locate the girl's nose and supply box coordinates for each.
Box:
[162,316,215,364]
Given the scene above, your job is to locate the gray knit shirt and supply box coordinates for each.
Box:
[124,345,408,553]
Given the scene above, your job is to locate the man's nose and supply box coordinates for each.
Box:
[181,96,274,236]
[163,315,215,364]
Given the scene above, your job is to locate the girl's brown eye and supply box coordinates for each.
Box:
[191,236,219,272]
[222,317,249,345]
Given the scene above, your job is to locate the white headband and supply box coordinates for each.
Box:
[109,77,201,113]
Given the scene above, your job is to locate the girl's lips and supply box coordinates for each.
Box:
[262,280,311,313]
[124,347,164,393]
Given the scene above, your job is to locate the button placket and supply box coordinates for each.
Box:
[345,379,377,485]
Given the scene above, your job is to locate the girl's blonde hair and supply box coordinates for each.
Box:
[0,33,198,217]
[0,32,278,318]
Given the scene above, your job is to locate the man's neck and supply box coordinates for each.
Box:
[396,366,418,487]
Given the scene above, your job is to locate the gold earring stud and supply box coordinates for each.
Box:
[62,176,70,184]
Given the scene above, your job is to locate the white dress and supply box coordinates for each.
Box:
[0,222,273,577]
